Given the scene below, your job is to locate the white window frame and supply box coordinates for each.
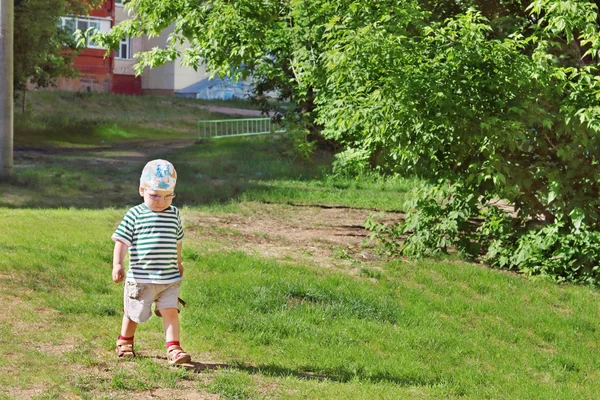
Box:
[60,16,111,49]
[115,37,132,60]
[115,1,130,7]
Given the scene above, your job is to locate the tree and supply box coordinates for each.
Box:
[100,1,421,128]
[102,1,304,113]
[320,0,600,283]
[101,0,600,283]
[13,0,102,95]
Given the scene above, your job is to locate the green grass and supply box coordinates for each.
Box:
[3,208,600,398]
[3,120,415,210]
[14,90,267,149]
[3,91,600,399]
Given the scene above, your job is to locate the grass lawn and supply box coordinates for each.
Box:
[2,92,600,399]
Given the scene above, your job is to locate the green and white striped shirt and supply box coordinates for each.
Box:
[112,203,184,284]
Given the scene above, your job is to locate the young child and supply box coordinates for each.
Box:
[111,159,191,366]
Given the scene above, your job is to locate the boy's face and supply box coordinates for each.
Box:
[140,187,176,212]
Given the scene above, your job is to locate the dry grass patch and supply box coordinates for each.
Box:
[184,203,404,272]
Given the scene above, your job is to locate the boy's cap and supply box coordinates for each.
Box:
[140,159,177,191]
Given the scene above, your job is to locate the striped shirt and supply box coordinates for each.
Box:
[112,203,184,284]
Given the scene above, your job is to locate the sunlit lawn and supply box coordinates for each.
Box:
[3,206,600,399]
[2,92,600,399]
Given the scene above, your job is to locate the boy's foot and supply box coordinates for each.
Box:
[116,339,136,358]
[167,345,191,366]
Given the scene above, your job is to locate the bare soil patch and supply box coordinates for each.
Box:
[200,105,266,117]
[15,139,196,165]
[187,203,404,271]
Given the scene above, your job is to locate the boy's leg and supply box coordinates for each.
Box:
[116,315,138,358]
[161,308,180,342]
[161,308,191,365]
[155,282,190,365]
[120,314,138,338]
[117,282,153,358]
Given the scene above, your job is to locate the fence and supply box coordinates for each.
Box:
[197,118,286,140]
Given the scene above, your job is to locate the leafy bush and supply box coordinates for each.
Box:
[367,182,480,258]
[284,122,317,162]
[369,182,600,285]
[481,220,600,285]
[331,2,600,284]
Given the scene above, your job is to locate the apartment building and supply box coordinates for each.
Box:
[53,0,114,92]
[50,0,209,95]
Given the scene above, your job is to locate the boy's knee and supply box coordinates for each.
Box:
[155,307,179,318]
[126,307,152,323]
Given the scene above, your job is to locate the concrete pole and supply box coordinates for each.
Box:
[0,0,13,178]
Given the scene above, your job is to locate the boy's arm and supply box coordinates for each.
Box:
[177,241,183,277]
[112,239,128,283]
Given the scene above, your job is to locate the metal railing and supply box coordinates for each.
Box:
[198,118,285,140]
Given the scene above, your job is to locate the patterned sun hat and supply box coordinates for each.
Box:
[140,159,177,191]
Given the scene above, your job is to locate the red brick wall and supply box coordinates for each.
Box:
[112,74,142,95]
[61,0,115,92]
[50,73,112,93]
[75,49,112,75]
[90,0,113,18]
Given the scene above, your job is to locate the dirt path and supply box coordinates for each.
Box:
[186,203,404,272]
[199,105,267,117]
[14,139,197,168]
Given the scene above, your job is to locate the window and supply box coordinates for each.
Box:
[60,16,111,49]
[115,37,132,60]
[115,0,130,6]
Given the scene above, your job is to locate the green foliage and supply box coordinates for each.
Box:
[283,119,317,161]
[370,181,600,285]
[511,226,600,284]
[420,0,531,36]
[331,147,372,178]
[97,0,321,117]
[324,1,600,283]
[367,182,480,258]
[97,0,600,282]
[480,217,600,285]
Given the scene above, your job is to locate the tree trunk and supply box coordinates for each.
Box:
[0,0,14,178]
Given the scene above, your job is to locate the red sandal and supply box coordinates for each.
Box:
[116,339,136,358]
[167,344,191,366]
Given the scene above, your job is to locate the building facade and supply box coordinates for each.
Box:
[55,0,115,93]
[111,0,141,94]
[50,0,209,95]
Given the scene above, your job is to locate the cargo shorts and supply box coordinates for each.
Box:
[123,281,181,323]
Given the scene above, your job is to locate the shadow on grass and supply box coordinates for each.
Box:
[235,362,442,386]
[145,354,230,373]
[1,135,333,210]
[145,355,441,387]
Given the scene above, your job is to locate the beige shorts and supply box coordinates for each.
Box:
[123,281,181,323]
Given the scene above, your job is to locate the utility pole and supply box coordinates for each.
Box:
[0,0,13,178]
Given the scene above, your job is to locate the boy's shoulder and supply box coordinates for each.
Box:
[165,205,181,219]
[123,204,180,218]
[125,203,147,215]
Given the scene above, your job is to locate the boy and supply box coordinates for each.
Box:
[111,159,191,366]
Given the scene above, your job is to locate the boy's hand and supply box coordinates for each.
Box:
[112,265,125,283]
[178,263,184,277]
